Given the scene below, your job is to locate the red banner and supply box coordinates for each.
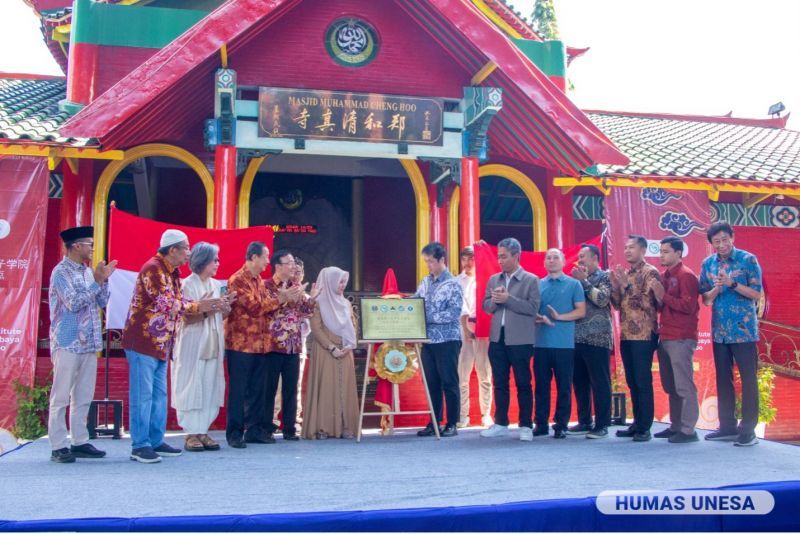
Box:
[474,236,603,338]
[106,206,274,329]
[0,157,49,432]
[604,187,716,429]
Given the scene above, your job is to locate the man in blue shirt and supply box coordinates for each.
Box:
[48,226,116,463]
[699,221,763,447]
[413,242,463,437]
[534,249,586,439]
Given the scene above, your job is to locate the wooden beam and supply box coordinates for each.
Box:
[0,145,126,161]
[743,193,772,208]
[471,61,497,85]
[220,44,228,69]
[707,187,720,202]
[52,24,71,43]
[595,185,611,196]
[560,185,575,195]
[65,158,79,174]
[48,157,62,171]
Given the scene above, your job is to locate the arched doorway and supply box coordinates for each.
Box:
[447,164,547,266]
[236,156,429,291]
[93,143,214,265]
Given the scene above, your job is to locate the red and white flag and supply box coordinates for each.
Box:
[106,206,274,329]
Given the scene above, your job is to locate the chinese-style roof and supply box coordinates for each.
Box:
[60,0,628,176]
[0,76,90,145]
[588,110,800,184]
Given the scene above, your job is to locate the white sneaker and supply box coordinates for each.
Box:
[481,414,494,427]
[519,427,533,441]
[480,424,509,438]
[456,417,470,428]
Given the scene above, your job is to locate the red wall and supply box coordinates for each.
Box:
[232,0,469,98]
[732,226,800,440]
[94,46,157,102]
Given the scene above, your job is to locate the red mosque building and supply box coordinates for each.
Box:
[1,0,799,443]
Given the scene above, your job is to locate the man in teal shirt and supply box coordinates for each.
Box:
[534,249,586,439]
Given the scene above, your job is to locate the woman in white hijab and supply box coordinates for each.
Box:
[172,242,231,451]
[302,266,359,439]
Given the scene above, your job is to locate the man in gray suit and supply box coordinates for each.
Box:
[480,238,541,441]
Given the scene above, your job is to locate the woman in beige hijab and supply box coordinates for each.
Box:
[302,267,359,439]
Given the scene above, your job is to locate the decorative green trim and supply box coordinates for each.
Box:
[712,202,799,229]
[513,39,567,78]
[58,99,85,116]
[573,194,604,220]
[72,0,206,48]
[573,195,800,229]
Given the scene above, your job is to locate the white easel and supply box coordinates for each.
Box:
[356,339,439,442]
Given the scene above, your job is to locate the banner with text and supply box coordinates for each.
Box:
[605,187,716,429]
[0,156,49,432]
[106,207,274,329]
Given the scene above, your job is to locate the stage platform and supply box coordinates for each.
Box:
[1,424,799,531]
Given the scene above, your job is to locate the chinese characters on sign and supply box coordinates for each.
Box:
[0,258,31,281]
[258,87,444,146]
[268,224,318,234]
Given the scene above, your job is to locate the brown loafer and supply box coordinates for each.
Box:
[184,435,205,452]
[198,434,220,451]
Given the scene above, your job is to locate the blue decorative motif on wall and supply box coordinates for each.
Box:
[641,188,682,206]
[658,211,703,237]
[771,206,799,228]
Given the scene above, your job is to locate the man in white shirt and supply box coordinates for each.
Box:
[456,247,493,428]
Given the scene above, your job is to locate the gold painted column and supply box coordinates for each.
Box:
[351,177,364,291]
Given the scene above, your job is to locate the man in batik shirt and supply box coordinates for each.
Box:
[263,250,319,441]
[48,226,116,463]
[122,229,221,463]
[610,235,661,442]
[699,221,763,447]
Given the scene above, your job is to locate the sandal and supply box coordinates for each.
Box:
[316,431,329,440]
[198,434,221,451]
[184,434,205,452]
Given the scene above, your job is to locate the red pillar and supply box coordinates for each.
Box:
[60,160,93,230]
[214,145,237,229]
[66,43,99,105]
[459,156,480,249]
[546,171,575,249]
[428,183,447,244]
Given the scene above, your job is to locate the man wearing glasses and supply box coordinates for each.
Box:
[48,226,117,463]
[122,229,221,463]
[263,250,320,441]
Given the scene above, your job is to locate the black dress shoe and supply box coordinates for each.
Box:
[633,430,652,442]
[533,425,549,436]
[567,423,592,434]
[615,426,637,438]
[70,443,106,458]
[245,431,276,444]
[416,424,442,437]
[51,447,75,463]
[653,428,677,439]
[283,433,300,441]
[440,424,458,437]
[553,428,567,439]
[227,437,246,449]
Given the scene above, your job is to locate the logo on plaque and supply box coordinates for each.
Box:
[326,18,379,67]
